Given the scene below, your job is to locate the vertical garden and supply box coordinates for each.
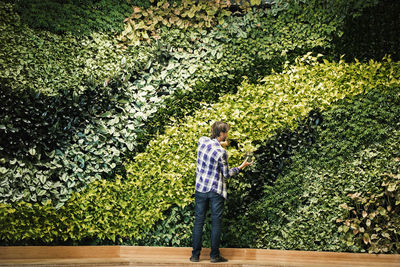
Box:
[0,0,399,254]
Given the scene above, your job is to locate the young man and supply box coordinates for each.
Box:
[190,121,252,263]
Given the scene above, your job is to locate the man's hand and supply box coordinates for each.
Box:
[239,157,253,170]
[220,140,229,148]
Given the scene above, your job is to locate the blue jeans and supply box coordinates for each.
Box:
[192,191,225,258]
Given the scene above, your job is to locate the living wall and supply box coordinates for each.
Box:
[2,56,399,251]
[0,0,399,253]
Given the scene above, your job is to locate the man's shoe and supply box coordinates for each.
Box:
[210,256,228,263]
[190,256,199,262]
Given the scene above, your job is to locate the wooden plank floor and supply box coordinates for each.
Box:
[1,246,399,267]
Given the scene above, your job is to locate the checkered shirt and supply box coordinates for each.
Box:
[195,136,239,199]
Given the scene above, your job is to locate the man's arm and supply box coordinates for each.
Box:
[218,150,239,181]
[238,157,252,170]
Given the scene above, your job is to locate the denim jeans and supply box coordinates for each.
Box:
[192,191,225,258]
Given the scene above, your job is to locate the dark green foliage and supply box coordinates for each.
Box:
[0,74,140,205]
[126,205,195,247]
[224,110,323,244]
[333,0,400,62]
[0,84,110,161]
[14,0,147,34]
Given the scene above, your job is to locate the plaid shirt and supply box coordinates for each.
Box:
[195,136,239,199]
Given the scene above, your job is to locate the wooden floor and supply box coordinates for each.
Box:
[1,246,399,267]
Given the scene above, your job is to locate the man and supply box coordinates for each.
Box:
[190,121,252,263]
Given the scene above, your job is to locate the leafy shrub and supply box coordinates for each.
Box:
[338,169,400,253]
[127,205,195,247]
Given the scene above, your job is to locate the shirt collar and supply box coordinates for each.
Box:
[212,138,222,147]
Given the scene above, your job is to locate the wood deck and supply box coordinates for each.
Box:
[0,246,399,266]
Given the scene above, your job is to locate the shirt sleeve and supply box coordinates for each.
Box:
[218,150,239,181]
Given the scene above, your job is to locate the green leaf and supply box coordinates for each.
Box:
[29,148,36,156]
[250,0,261,5]
[387,183,396,192]
[38,175,46,184]
[188,65,196,74]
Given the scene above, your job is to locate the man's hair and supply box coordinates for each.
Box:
[210,121,230,139]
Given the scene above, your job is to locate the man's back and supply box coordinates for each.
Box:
[195,136,238,199]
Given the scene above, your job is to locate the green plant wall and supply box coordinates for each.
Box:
[2,56,398,247]
[1,0,399,253]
